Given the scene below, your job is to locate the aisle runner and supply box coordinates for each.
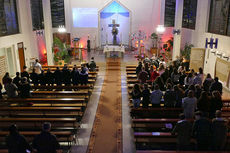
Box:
[87,58,122,153]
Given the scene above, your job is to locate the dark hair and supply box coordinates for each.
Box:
[16,72,20,76]
[43,122,51,131]
[206,73,211,79]
[23,65,27,69]
[179,113,185,120]
[214,77,219,82]
[9,124,18,135]
[199,67,203,74]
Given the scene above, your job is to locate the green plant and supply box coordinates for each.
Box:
[181,43,194,60]
[151,32,158,48]
[52,37,71,65]
[163,37,173,52]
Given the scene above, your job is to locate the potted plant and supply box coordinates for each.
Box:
[181,43,194,71]
[150,32,158,54]
[53,37,71,65]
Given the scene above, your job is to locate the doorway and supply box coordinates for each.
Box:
[17,42,25,72]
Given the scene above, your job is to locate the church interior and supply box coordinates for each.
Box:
[1,0,230,153]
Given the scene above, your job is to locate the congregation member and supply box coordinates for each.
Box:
[0,82,2,99]
[62,65,71,85]
[194,84,202,99]
[149,66,159,82]
[192,111,212,151]
[179,70,186,86]
[171,68,180,85]
[203,73,214,93]
[173,85,184,107]
[32,122,61,153]
[142,83,150,108]
[30,68,39,85]
[197,91,210,113]
[210,77,223,95]
[38,70,46,85]
[6,124,32,153]
[209,91,223,119]
[136,61,142,76]
[21,66,30,82]
[171,113,192,150]
[2,72,10,87]
[131,84,142,108]
[79,66,88,85]
[89,57,97,72]
[184,73,193,88]
[198,67,204,81]
[138,67,148,84]
[182,90,197,119]
[71,66,80,85]
[211,110,228,150]
[150,84,163,107]
[13,72,21,88]
[45,68,54,86]
[158,64,165,76]
[164,83,176,107]
[54,67,62,85]
[193,73,202,86]
[5,78,18,98]
[154,76,165,91]
[19,77,31,98]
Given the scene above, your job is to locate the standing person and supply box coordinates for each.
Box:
[171,68,180,85]
[138,67,148,84]
[149,66,159,82]
[54,67,62,86]
[87,36,90,52]
[89,57,97,72]
[79,66,88,85]
[5,78,18,98]
[211,110,228,150]
[71,66,80,85]
[174,85,184,108]
[136,61,142,76]
[164,83,176,107]
[192,111,212,151]
[142,83,150,108]
[197,91,210,113]
[193,73,202,86]
[184,73,193,89]
[209,91,223,119]
[21,66,30,82]
[131,84,142,108]
[210,77,223,95]
[6,124,32,153]
[150,84,163,107]
[2,72,11,87]
[172,113,192,150]
[182,90,197,119]
[34,59,42,74]
[13,72,21,88]
[30,68,39,85]
[198,67,204,81]
[32,122,61,153]
[19,77,31,98]
[203,73,214,93]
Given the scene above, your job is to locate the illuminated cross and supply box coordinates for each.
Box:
[108,19,120,45]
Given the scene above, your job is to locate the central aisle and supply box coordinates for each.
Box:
[87,58,122,153]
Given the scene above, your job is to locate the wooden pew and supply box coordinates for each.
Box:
[42,65,99,69]
[31,90,89,98]
[31,84,93,91]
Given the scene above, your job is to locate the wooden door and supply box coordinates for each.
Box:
[17,42,25,72]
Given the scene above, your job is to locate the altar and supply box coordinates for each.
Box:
[103,45,125,58]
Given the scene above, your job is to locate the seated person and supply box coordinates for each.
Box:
[38,70,46,85]
[19,77,31,98]
[54,67,62,85]
[172,113,192,150]
[79,67,88,85]
[89,57,97,72]
[32,122,61,153]
[6,124,32,153]
[5,78,18,98]
[150,84,163,107]
[138,67,148,84]
[45,68,54,86]
[13,72,21,88]
[71,66,80,85]
[21,66,30,82]
[62,65,71,85]
[142,83,150,108]
[131,84,142,108]
[164,83,176,107]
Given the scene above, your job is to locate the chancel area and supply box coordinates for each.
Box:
[1,0,230,153]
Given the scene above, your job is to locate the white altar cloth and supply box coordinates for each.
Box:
[103,45,125,57]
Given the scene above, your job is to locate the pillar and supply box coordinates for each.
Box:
[172,0,184,60]
[42,0,54,65]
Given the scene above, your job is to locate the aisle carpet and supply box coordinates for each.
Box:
[87,58,122,153]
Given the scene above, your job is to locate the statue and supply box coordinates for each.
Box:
[108,19,119,45]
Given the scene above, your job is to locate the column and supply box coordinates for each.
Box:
[172,0,184,60]
[42,0,53,65]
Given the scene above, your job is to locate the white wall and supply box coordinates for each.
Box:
[180,0,230,79]
[67,0,164,48]
[0,0,39,73]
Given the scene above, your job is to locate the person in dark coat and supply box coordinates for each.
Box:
[62,65,71,85]
[30,68,39,85]
[197,91,210,113]
[192,111,212,151]
[45,68,54,86]
[211,110,228,150]
[71,66,80,85]
[89,57,97,72]
[6,124,32,153]
[79,67,88,85]
[136,61,142,76]
[13,72,21,88]
[172,113,192,150]
[21,66,30,82]
[164,83,176,107]
[210,77,223,95]
[209,91,223,119]
[2,72,11,87]
[132,83,142,108]
[54,67,62,86]
[142,83,150,108]
[19,77,31,98]
[32,122,61,153]
[38,70,46,85]
[138,67,149,84]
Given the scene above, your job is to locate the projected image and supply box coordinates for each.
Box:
[72,8,98,28]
